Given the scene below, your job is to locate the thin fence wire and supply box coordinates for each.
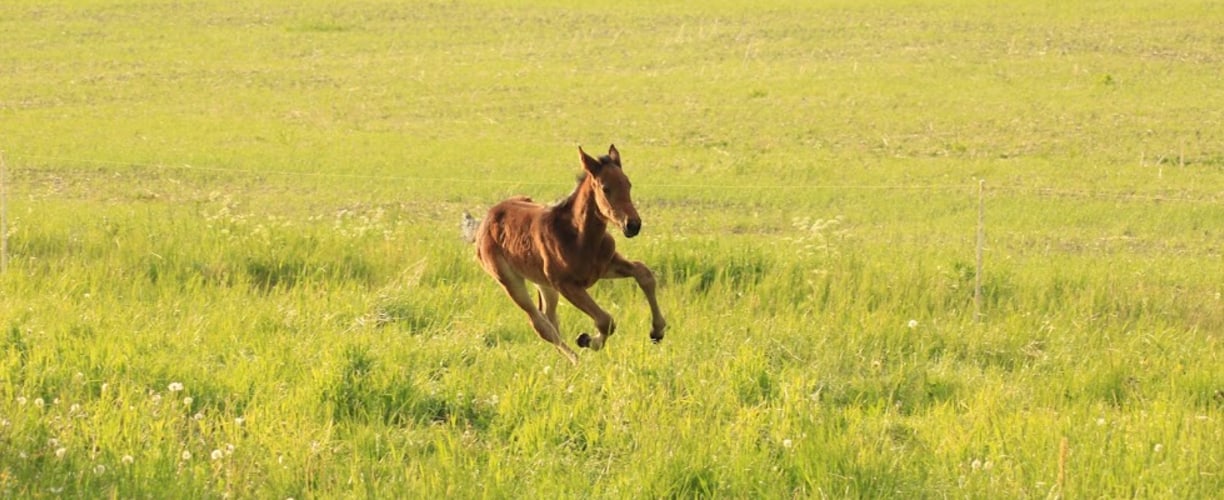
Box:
[5,153,1223,204]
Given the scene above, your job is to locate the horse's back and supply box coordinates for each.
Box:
[482,196,543,237]
[490,195,538,213]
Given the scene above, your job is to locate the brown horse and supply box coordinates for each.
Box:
[462,145,666,364]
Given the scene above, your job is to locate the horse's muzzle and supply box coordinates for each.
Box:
[624,219,642,238]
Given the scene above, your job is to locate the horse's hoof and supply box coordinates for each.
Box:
[576,333,592,348]
[650,334,664,344]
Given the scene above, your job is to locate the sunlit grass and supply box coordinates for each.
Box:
[2,0,1222,497]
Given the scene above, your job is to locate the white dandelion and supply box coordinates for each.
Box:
[168,382,184,393]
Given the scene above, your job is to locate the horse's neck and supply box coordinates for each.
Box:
[567,182,607,241]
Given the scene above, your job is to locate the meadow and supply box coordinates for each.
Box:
[1,0,1222,497]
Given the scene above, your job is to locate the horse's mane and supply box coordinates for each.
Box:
[549,172,585,209]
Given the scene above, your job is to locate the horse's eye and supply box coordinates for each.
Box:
[602,186,613,196]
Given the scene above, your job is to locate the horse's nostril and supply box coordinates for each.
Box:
[625,220,642,237]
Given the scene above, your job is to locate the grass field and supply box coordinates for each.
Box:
[2,0,1222,497]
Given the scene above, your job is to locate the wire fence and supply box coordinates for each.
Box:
[3,149,1220,320]
[6,152,1222,205]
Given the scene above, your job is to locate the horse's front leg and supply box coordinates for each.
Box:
[605,254,667,343]
[556,283,616,351]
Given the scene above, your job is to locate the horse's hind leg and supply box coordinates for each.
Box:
[605,254,667,343]
[537,285,561,331]
[492,264,579,365]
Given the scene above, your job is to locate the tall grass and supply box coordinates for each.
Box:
[2,0,1222,497]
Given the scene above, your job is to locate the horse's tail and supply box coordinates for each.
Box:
[460,211,480,244]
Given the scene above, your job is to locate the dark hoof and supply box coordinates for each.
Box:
[576,333,592,348]
[650,332,664,344]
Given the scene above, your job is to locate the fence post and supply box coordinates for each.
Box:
[0,151,7,274]
[974,179,985,323]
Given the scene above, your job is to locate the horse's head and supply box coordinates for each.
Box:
[580,144,642,238]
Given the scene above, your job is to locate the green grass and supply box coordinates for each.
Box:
[2,0,1222,497]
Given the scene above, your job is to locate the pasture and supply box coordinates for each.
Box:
[1,0,1222,497]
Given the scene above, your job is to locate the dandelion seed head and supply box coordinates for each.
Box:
[907,319,919,329]
[122,455,134,465]
[168,382,184,393]
[782,439,793,449]
[17,396,27,406]
[94,464,106,475]
[34,398,45,408]
[183,397,193,407]
[181,450,192,461]
[211,449,224,461]
[55,447,67,459]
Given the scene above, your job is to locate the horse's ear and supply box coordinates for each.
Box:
[608,144,621,166]
[579,146,602,174]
